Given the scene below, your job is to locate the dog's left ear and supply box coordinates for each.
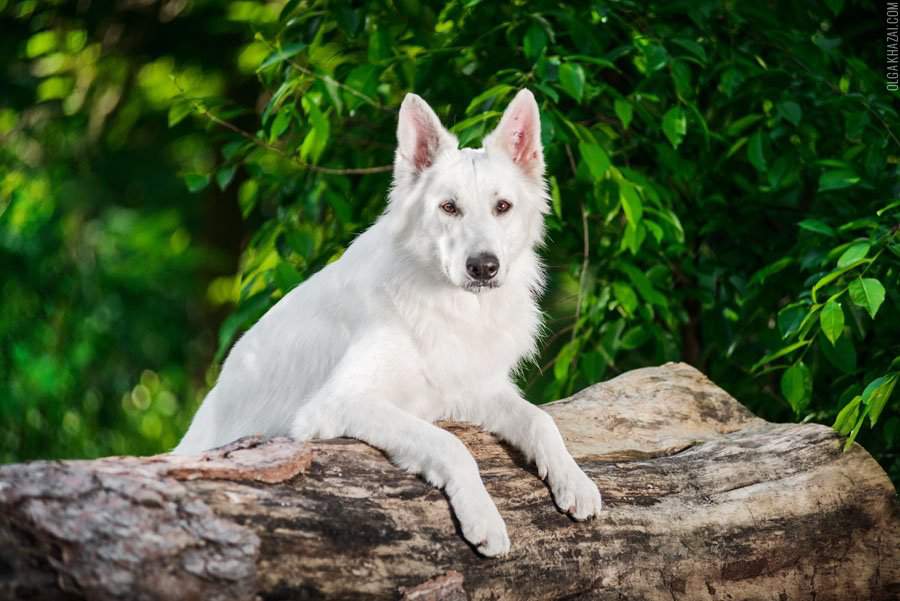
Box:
[484,89,544,179]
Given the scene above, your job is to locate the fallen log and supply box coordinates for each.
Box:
[1,363,897,600]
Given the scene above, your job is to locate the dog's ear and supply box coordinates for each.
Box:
[395,93,456,176]
[484,89,544,179]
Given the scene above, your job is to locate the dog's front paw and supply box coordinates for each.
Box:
[452,491,511,557]
[548,462,603,521]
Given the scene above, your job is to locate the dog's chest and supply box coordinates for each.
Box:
[409,290,537,386]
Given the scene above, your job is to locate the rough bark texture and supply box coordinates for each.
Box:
[1,363,897,601]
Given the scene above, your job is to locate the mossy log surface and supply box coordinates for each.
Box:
[1,363,898,600]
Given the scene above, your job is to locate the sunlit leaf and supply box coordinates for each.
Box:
[837,241,870,268]
[848,278,886,319]
[820,301,844,345]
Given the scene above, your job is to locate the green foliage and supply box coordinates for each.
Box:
[0,0,246,459]
[1,1,898,484]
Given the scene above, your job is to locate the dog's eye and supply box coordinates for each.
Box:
[495,199,512,214]
[440,201,459,215]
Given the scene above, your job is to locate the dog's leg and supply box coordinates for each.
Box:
[291,399,511,557]
[464,388,602,520]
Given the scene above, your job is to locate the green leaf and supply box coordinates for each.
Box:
[848,278,886,319]
[751,340,810,372]
[837,241,871,268]
[824,0,844,15]
[184,174,210,193]
[614,99,633,129]
[800,308,825,341]
[465,84,514,114]
[876,199,900,216]
[579,142,610,179]
[811,259,871,302]
[553,339,580,380]
[274,261,302,292]
[257,42,306,72]
[612,282,638,316]
[798,219,835,236]
[549,175,562,218]
[818,169,860,192]
[620,325,651,350]
[341,64,380,110]
[167,101,193,127]
[862,375,897,427]
[819,301,844,345]
[325,190,352,223]
[216,165,237,191]
[449,111,501,134]
[781,362,812,414]
[300,98,330,164]
[777,101,802,125]
[777,303,806,339]
[843,407,869,451]
[619,182,643,226]
[523,23,548,61]
[833,395,862,435]
[747,130,767,171]
[238,179,258,219]
[662,106,686,148]
[620,263,666,307]
[559,63,585,102]
[269,106,293,142]
[751,257,793,286]
[671,38,707,63]
[621,222,645,255]
[725,114,763,137]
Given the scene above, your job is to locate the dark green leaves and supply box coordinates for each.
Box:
[818,169,860,192]
[523,23,548,61]
[747,130,767,171]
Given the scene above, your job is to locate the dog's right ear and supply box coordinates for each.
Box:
[395,94,456,177]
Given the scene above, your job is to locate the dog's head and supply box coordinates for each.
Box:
[388,90,548,293]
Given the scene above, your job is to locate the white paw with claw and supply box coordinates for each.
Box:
[452,489,511,557]
[547,462,603,521]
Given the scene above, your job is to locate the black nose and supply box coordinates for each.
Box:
[466,253,499,282]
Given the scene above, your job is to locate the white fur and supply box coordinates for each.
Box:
[174,89,602,556]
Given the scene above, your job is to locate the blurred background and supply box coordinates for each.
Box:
[1,0,898,483]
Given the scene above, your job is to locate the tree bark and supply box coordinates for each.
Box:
[1,363,897,600]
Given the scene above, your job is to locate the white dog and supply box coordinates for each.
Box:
[174,89,602,556]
